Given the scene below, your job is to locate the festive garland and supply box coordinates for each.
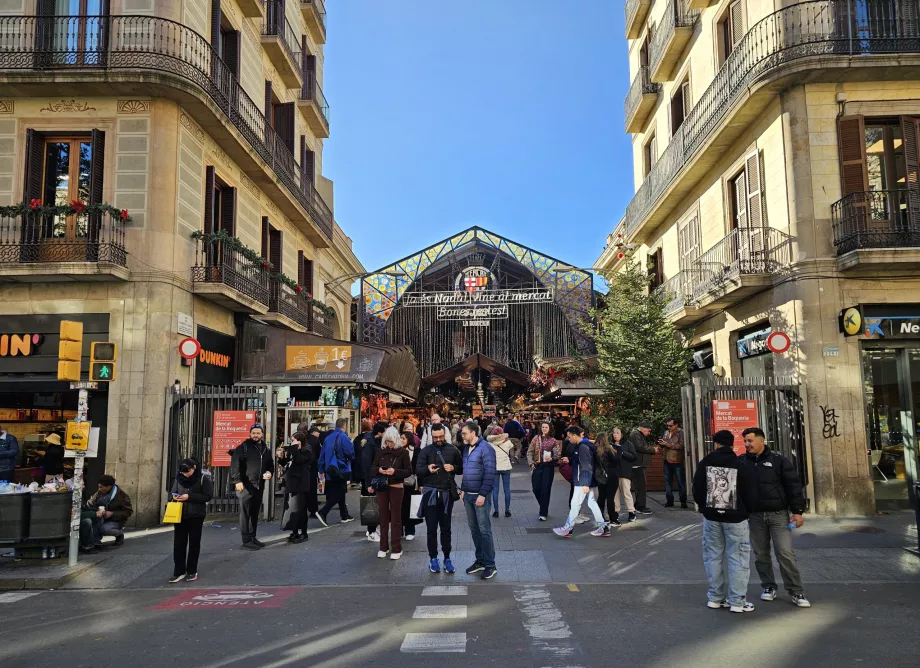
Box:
[0,200,132,223]
[191,229,336,318]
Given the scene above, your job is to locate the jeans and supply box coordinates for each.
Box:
[632,467,648,509]
[492,470,511,513]
[424,494,453,558]
[377,487,404,554]
[173,516,204,576]
[596,478,620,520]
[613,477,635,513]
[509,438,523,461]
[464,493,496,568]
[320,478,350,520]
[565,485,605,530]
[531,465,554,517]
[749,511,804,595]
[663,461,687,504]
[702,518,751,606]
[79,516,123,549]
[237,487,263,544]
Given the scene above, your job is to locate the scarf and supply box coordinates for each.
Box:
[176,470,200,489]
[95,485,116,507]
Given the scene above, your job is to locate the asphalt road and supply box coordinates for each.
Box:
[1,582,917,668]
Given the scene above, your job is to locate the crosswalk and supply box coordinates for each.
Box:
[400,585,469,653]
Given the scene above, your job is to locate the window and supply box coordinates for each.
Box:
[203,166,236,236]
[865,120,906,192]
[647,248,663,290]
[298,250,314,294]
[639,28,652,68]
[728,151,764,230]
[643,133,657,177]
[42,0,107,66]
[717,0,745,66]
[300,136,315,185]
[678,212,701,271]
[671,77,691,136]
[260,217,283,273]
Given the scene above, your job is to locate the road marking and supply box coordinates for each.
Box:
[413,605,468,619]
[401,632,467,653]
[151,587,303,610]
[513,586,585,667]
[422,586,468,597]
[0,592,39,603]
[567,584,580,592]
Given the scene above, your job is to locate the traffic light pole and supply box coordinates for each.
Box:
[67,389,89,566]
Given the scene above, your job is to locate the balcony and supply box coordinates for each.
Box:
[0,15,334,246]
[625,65,660,133]
[311,304,335,338]
[687,0,717,9]
[649,0,700,83]
[299,70,330,138]
[655,271,701,326]
[0,210,128,282]
[625,0,651,40]
[238,0,265,17]
[191,241,270,313]
[264,275,313,332]
[831,189,920,270]
[688,227,793,309]
[261,0,303,88]
[301,0,326,44]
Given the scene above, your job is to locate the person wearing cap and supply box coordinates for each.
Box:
[0,424,19,483]
[628,421,659,515]
[229,424,274,550]
[79,474,133,552]
[42,433,65,483]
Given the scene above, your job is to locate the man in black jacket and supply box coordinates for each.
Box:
[742,427,811,608]
[693,430,757,613]
[229,424,274,550]
[628,421,658,515]
[417,423,463,574]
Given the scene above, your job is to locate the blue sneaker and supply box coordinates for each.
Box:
[444,558,456,575]
[429,558,441,574]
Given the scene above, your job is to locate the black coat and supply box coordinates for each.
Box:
[613,439,636,478]
[693,446,757,523]
[229,439,273,492]
[43,444,65,475]
[416,443,463,491]
[628,429,657,468]
[282,444,314,495]
[743,447,806,514]
[170,472,213,520]
[362,434,381,485]
[596,446,621,484]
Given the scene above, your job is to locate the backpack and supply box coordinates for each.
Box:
[594,449,609,486]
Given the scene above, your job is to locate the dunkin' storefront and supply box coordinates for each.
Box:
[0,314,110,488]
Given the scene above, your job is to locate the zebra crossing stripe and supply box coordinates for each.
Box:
[401,633,467,653]
[422,586,468,596]
[413,605,468,619]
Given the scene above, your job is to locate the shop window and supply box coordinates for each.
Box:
[717,0,745,67]
[671,77,691,136]
[736,325,773,379]
[643,132,657,178]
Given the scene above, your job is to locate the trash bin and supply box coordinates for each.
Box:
[0,492,30,541]
[28,491,72,540]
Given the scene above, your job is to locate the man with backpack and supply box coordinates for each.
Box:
[317,418,356,526]
[553,426,607,538]
[230,424,274,550]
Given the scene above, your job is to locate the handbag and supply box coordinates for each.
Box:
[558,461,573,483]
[368,474,389,491]
[410,493,424,519]
[360,495,379,526]
[404,474,417,488]
[162,501,183,524]
[435,450,461,502]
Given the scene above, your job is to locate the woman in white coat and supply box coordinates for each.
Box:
[486,425,513,518]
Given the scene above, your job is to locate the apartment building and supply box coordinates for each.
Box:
[600,0,920,515]
[0,0,363,523]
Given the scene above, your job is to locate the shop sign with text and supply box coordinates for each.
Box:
[211,411,256,467]
[711,400,759,456]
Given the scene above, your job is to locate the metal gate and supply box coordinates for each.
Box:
[681,377,812,511]
[166,385,267,514]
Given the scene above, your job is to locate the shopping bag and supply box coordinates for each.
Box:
[317,476,326,496]
[360,495,379,526]
[410,493,424,520]
[162,501,183,524]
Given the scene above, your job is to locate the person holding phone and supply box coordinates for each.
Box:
[369,427,411,559]
[280,432,313,544]
[169,458,213,583]
[416,422,463,574]
[527,421,560,521]
[229,424,274,550]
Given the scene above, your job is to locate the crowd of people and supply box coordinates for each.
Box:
[159,412,811,612]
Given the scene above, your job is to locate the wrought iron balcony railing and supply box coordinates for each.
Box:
[0,210,127,266]
[0,15,333,241]
[648,0,700,78]
[625,65,660,132]
[625,0,652,39]
[269,274,312,330]
[303,0,326,30]
[262,0,302,73]
[300,69,330,128]
[655,271,693,316]
[311,303,335,338]
[688,227,793,302]
[623,0,920,242]
[831,189,920,255]
[192,241,270,307]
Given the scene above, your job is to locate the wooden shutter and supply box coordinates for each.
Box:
[261,216,270,260]
[297,250,305,284]
[87,129,105,205]
[34,0,55,61]
[678,213,700,271]
[733,172,747,229]
[225,31,241,79]
[901,117,920,223]
[264,80,273,143]
[275,102,295,154]
[838,115,869,197]
[729,0,744,48]
[203,166,216,234]
[22,129,45,201]
[269,227,283,273]
[210,0,221,46]
[301,136,315,184]
[681,81,691,119]
[646,249,663,289]
[220,186,237,236]
[303,256,314,295]
[745,151,763,228]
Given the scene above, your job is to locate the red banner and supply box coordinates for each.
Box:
[711,400,759,456]
[211,410,257,467]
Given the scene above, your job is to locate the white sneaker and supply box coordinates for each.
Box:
[792,594,811,608]
[761,587,777,601]
[707,600,730,609]
[376,550,388,559]
[390,551,402,560]
[405,534,416,541]
[574,514,589,525]
[730,602,755,613]
[367,530,380,542]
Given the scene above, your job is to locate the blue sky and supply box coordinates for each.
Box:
[323,1,632,274]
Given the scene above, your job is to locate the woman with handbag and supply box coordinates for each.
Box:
[169,458,213,583]
[594,432,621,534]
[611,427,638,523]
[486,425,514,518]
[400,429,422,542]
[281,432,313,544]
[527,421,561,521]
[368,426,411,560]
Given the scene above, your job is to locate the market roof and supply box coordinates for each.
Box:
[239,321,420,399]
[421,353,532,389]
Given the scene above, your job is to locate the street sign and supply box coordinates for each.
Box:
[69,382,99,390]
[766,331,791,354]
[211,410,257,467]
[177,312,194,337]
[65,420,91,451]
[711,400,759,456]
[152,587,303,610]
[179,337,201,360]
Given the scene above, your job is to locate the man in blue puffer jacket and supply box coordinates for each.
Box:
[459,420,498,580]
[554,426,607,538]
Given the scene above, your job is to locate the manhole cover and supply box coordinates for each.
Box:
[840,525,885,534]
[525,528,555,534]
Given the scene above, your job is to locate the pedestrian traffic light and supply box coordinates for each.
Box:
[90,342,117,382]
[58,320,83,382]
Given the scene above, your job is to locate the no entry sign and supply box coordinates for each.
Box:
[152,588,303,610]
[178,337,201,359]
[766,331,791,354]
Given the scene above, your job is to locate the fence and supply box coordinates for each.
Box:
[166,385,267,514]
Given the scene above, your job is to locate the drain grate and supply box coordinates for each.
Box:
[840,525,885,534]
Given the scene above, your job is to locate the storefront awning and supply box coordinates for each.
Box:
[421,353,533,389]
[239,321,420,399]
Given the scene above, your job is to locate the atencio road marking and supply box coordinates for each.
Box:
[422,585,468,596]
[401,633,467,653]
[412,605,468,619]
[513,586,586,667]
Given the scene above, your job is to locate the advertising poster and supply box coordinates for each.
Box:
[711,400,759,456]
[212,410,257,467]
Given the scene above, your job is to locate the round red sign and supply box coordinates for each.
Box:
[766,331,791,354]
[179,337,201,360]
